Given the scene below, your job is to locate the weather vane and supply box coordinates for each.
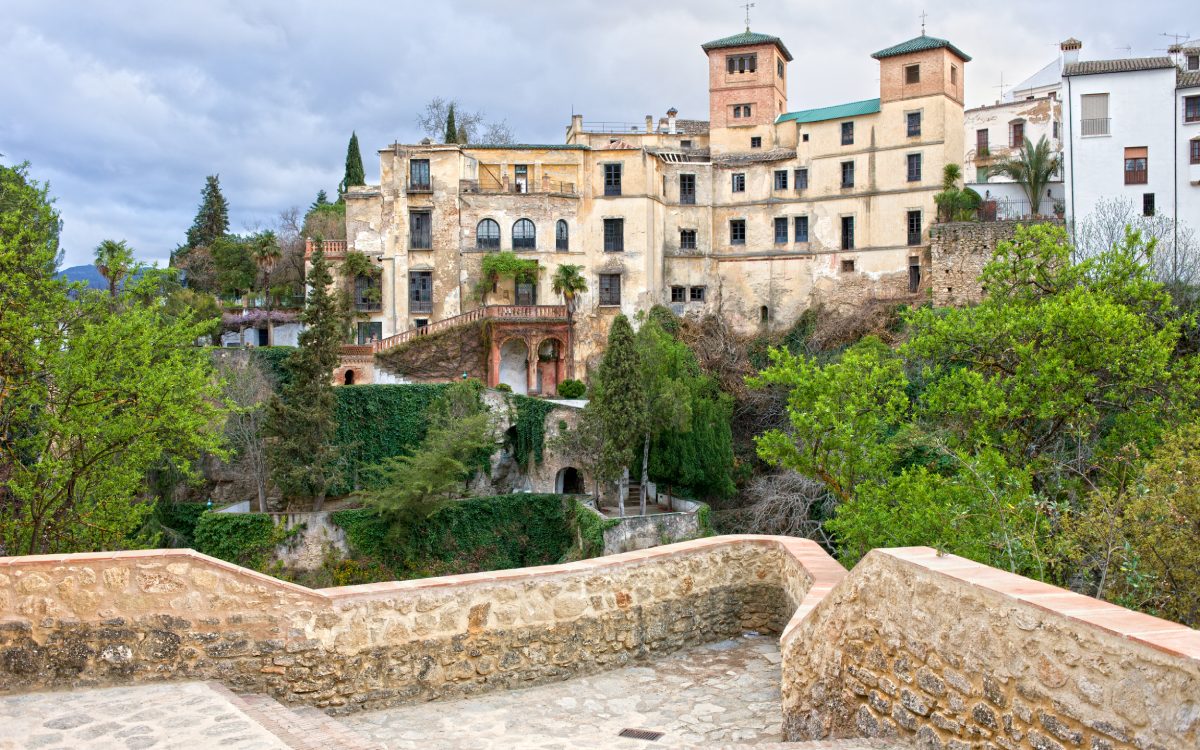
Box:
[920,10,928,36]
[741,2,755,31]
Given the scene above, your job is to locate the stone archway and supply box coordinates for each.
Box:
[556,467,584,495]
[498,338,529,395]
[534,337,566,396]
[344,370,356,385]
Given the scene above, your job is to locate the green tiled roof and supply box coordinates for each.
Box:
[701,30,793,61]
[871,34,971,62]
[776,98,881,125]
[464,144,589,150]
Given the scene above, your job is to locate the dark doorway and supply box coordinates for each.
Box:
[558,467,584,494]
[344,370,355,385]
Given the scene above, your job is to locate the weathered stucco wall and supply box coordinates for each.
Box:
[781,547,1200,750]
[0,536,839,714]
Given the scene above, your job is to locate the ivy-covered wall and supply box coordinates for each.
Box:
[330,384,449,494]
[192,512,290,571]
[510,395,556,467]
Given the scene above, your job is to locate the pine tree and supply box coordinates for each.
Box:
[265,246,345,510]
[585,315,646,500]
[309,189,329,212]
[339,132,365,198]
[444,105,458,144]
[184,175,229,249]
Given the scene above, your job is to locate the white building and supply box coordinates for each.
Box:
[1062,39,1200,234]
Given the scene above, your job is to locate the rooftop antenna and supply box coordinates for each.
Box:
[920,10,928,36]
[993,71,1007,101]
[740,2,755,31]
[1161,31,1191,48]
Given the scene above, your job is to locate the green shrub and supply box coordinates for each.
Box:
[495,383,512,393]
[192,512,286,570]
[556,379,586,399]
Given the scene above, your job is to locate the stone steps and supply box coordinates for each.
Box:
[206,683,385,750]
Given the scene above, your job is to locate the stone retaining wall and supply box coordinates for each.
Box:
[781,548,1200,750]
[0,536,842,714]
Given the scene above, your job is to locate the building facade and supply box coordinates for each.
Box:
[330,30,970,391]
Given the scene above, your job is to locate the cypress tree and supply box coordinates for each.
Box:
[587,315,646,486]
[265,246,345,510]
[184,175,229,249]
[341,132,365,196]
[444,105,458,144]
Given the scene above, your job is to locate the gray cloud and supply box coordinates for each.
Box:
[1,0,1189,268]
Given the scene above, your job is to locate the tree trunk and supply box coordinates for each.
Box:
[640,431,650,516]
[256,472,268,513]
[619,467,627,518]
[313,490,325,512]
[566,302,575,379]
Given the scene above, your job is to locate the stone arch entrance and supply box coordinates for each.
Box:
[498,338,529,395]
[556,467,584,495]
[344,370,356,385]
[534,337,566,396]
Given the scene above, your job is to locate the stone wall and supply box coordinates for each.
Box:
[271,512,348,571]
[781,547,1200,750]
[0,536,842,714]
[929,220,1063,307]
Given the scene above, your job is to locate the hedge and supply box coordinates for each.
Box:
[330,384,449,494]
[192,511,288,571]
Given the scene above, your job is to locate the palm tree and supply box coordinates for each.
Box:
[988,136,1061,217]
[551,264,588,378]
[93,239,135,298]
[249,231,282,345]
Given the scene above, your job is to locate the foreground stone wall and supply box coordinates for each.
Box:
[781,547,1200,750]
[0,536,841,714]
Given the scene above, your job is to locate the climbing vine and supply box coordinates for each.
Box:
[475,251,539,299]
[330,384,450,494]
[192,512,291,571]
[511,395,556,467]
[571,499,620,558]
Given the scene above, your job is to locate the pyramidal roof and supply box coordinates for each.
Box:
[701,30,793,61]
[871,34,971,62]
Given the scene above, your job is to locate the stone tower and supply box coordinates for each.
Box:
[702,30,792,154]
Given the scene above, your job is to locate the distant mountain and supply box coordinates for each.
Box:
[56,264,107,290]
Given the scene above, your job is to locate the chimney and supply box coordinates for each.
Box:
[645,115,653,134]
[667,107,678,134]
[1060,38,1082,69]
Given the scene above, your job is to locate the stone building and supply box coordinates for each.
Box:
[326,29,971,391]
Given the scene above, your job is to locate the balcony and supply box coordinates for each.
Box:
[459,178,576,196]
[1081,118,1111,137]
[407,179,433,193]
[304,238,347,259]
[409,300,433,314]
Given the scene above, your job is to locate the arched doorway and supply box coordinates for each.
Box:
[536,337,565,395]
[499,338,529,395]
[556,467,584,495]
[344,370,355,385]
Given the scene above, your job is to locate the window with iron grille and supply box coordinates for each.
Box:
[1143,193,1155,217]
[841,216,855,250]
[679,229,697,249]
[1010,121,1025,148]
[794,168,808,189]
[731,173,746,193]
[599,274,621,306]
[604,163,622,196]
[409,271,432,314]
[750,136,762,148]
[671,286,685,303]
[907,153,922,182]
[977,129,989,153]
[909,257,921,293]
[603,218,624,252]
[515,281,536,306]
[841,122,854,145]
[409,159,430,190]
[841,161,855,188]
[730,219,746,245]
[774,217,788,244]
[1185,96,1200,123]
[689,286,706,302]
[907,111,922,137]
[513,218,536,249]
[410,211,432,249]
[556,220,569,251]
[907,210,922,246]
[794,215,809,243]
[354,275,382,312]
[774,170,788,190]
[1191,139,1200,165]
[905,64,920,84]
[679,174,696,204]
[841,259,855,272]
[476,218,499,250]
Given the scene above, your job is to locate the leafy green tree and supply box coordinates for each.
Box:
[210,235,257,298]
[265,247,345,510]
[933,163,982,222]
[93,239,137,298]
[445,104,458,144]
[184,174,229,249]
[339,132,365,198]
[584,315,646,504]
[988,136,1060,216]
[551,264,588,377]
[302,201,346,242]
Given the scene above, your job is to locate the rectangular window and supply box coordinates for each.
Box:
[977,128,989,153]
[774,170,788,190]
[951,65,958,85]
[604,163,622,196]
[409,211,432,249]
[733,104,754,119]
[794,215,809,243]
[671,286,686,303]
[408,271,432,314]
[515,281,536,306]
[599,274,621,306]
[907,111,922,137]
[841,161,855,188]
[1191,140,1200,165]
[689,286,706,302]
[1010,121,1025,148]
[1189,54,1200,71]
[905,64,920,84]
[1080,93,1110,136]
[679,229,697,249]
[730,219,746,245]
[841,121,854,145]
[909,257,921,293]
[679,174,696,204]
[794,168,809,189]
[907,153,922,182]
[774,217,788,244]
[1124,147,1148,185]
[409,159,430,191]
[750,136,762,148]
[356,321,383,346]
[841,258,856,272]
[354,275,381,312]
[976,166,988,183]
[681,139,693,148]
[841,216,855,250]
[1143,193,1156,217]
[603,218,624,252]
[731,173,746,192]
[907,210,922,246]
[1053,120,1060,140]
[1185,96,1200,123]
[777,59,784,77]
[513,164,528,193]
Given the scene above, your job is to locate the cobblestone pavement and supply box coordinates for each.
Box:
[342,633,794,749]
[0,681,289,750]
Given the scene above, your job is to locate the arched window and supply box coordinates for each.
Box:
[555,220,569,251]
[476,219,500,250]
[513,219,536,250]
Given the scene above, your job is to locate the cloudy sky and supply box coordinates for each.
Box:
[2,0,1191,268]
